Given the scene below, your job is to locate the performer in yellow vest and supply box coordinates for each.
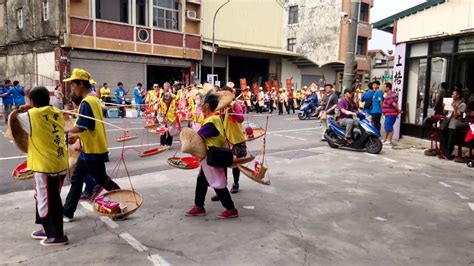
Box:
[190,92,204,130]
[62,68,120,223]
[185,92,238,219]
[15,87,69,246]
[158,92,177,146]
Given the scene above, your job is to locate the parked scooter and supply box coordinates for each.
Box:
[298,99,320,120]
[324,113,383,154]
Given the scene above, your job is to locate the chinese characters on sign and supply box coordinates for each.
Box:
[392,43,407,140]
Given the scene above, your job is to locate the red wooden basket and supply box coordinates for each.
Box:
[12,161,34,180]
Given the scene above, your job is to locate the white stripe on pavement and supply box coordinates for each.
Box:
[439,182,452,188]
[148,254,171,266]
[468,203,474,211]
[119,232,149,252]
[382,157,398,163]
[455,192,469,200]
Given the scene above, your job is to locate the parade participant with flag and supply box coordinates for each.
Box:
[15,87,69,246]
[62,68,121,223]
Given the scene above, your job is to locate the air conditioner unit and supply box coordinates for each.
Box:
[186,10,197,19]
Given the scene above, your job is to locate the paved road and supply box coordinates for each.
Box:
[0,114,322,194]
[1,134,473,265]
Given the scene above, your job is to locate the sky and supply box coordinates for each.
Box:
[369,0,426,52]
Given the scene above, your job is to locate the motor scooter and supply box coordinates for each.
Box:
[324,113,383,154]
[298,99,319,120]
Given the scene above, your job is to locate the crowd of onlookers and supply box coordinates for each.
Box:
[0,80,26,123]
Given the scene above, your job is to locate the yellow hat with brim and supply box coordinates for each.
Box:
[63,68,92,82]
[90,79,96,84]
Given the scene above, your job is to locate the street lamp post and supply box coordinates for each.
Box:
[211,0,231,76]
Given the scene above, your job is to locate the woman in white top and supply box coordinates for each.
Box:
[440,89,466,159]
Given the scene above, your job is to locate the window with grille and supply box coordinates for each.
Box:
[288,6,298,24]
[17,8,24,29]
[287,38,296,52]
[42,1,49,22]
[153,0,180,31]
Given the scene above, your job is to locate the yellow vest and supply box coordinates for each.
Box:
[191,101,204,124]
[223,113,246,144]
[77,95,108,154]
[27,106,68,173]
[159,99,176,124]
[202,114,226,149]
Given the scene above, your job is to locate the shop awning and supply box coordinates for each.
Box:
[373,0,446,33]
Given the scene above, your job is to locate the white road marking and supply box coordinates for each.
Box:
[468,203,474,211]
[402,165,415,170]
[366,153,377,157]
[297,138,307,141]
[0,155,27,161]
[374,217,387,222]
[455,192,469,200]
[243,206,255,210]
[439,182,452,188]
[273,134,284,137]
[100,216,119,229]
[286,136,296,139]
[283,118,299,121]
[79,201,93,212]
[107,127,146,132]
[267,127,320,134]
[119,232,149,252]
[421,173,433,178]
[382,157,397,163]
[148,254,171,266]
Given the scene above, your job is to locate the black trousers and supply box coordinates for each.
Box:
[194,169,235,210]
[278,102,284,115]
[64,159,120,218]
[287,99,295,114]
[268,100,274,113]
[440,129,458,157]
[372,113,382,133]
[35,174,65,238]
[160,131,173,146]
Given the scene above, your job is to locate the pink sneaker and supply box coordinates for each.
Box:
[185,206,206,217]
[218,209,238,219]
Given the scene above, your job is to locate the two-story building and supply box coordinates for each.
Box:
[0,0,202,91]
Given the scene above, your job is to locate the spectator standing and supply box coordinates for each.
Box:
[114,82,127,118]
[0,80,14,123]
[100,83,111,103]
[320,84,339,140]
[11,80,26,108]
[361,82,374,116]
[53,85,64,109]
[382,83,401,145]
[370,81,384,133]
[133,83,145,118]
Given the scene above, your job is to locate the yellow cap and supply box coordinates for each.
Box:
[63,68,92,82]
[90,79,96,84]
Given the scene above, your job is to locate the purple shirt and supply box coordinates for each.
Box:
[338,98,358,119]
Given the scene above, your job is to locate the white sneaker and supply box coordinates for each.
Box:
[63,216,73,223]
[382,140,391,145]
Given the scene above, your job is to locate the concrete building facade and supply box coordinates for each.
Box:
[0,0,202,92]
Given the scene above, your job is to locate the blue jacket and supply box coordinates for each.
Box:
[0,87,14,105]
[10,86,26,105]
[133,87,144,104]
[114,87,127,104]
[361,90,375,113]
[310,93,319,106]
[371,90,384,114]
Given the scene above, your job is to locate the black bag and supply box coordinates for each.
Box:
[363,94,373,110]
[206,147,233,167]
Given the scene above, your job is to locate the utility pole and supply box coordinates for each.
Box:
[342,0,360,91]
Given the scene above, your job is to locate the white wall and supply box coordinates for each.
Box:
[37,52,59,81]
[397,0,474,43]
[281,58,302,89]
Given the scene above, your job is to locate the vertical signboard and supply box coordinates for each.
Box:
[393,43,407,140]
